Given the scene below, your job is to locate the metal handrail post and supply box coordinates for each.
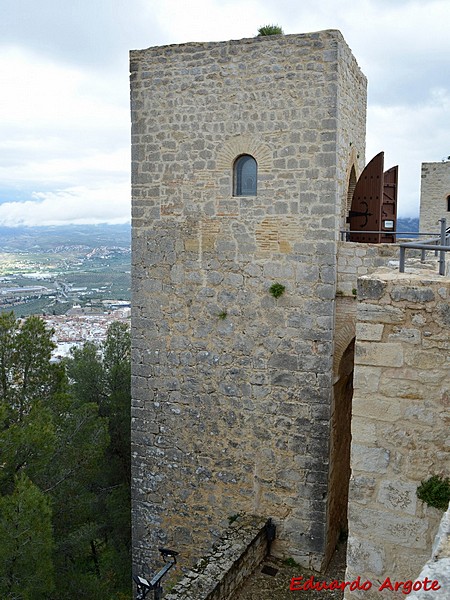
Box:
[134,549,178,600]
[399,246,406,273]
[439,218,446,276]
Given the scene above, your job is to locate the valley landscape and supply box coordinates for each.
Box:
[0,224,131,317]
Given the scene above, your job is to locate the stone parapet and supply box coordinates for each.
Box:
[345,269,450,599]
[164,515,271,600]
[419,162,450,233]
[337,241,400,296]
[407,504,450,599]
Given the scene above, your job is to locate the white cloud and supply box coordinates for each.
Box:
[0,146,130,187]
[0,0,449,223]
[367,87,450,216]
[148,0,273,42]
[0,47,130,223]
[0,182,130,226]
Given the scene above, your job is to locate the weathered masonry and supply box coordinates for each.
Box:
[130,30,367,574]
[419,161,450,233]
[345,269,450,599]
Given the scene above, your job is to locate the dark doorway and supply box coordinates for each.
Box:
[325,338,355,566]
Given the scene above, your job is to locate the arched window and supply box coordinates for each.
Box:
[234,155,257,196]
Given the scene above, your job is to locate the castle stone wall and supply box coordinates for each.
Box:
[131,31,366,574]
[337,241,400,297]
[408,505,450,600]
[345,269,450,598]
[164,515,270,600]
[419,162,450,233]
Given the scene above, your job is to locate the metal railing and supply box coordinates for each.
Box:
[134,548,178,600]
[340,219,450,276]
[399,218,450,275]
[339,231,439,241]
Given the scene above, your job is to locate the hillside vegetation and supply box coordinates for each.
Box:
[0,313,131,599]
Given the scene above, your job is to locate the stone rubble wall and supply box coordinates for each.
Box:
[408,504,450,599]
[164,515,270,600]
[335,241,440,366]
[337,241,401,297]
[345,269,450,599]
[334,241,402,379]
[131,30,366,575]
[419,162,450,233]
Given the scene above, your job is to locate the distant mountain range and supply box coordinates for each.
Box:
[0,219,419,252]
[396,217,419,236]
[0,223,131,252]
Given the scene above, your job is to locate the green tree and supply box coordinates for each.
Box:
[0,314,60,420]
[0,314,131,599]
[0,473,54,600]
[103,322,131,485]
[100,322,131,589]
[61,322,131,598]
[0,313,61,493]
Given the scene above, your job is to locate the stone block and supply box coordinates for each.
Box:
[377,480,417,515]
[346,534,385,575]
[378,377,426,401]
[388,327,421,344]
[268,353,299,370]
[352,365,382,393]
[271,372,297,387]
[358,303,404,324]
[391,286,435,303]
[405,348,447,369]
[355,341,403,367]
[348,475,377,505]
[351,444,390,473]
[350,417,377,444]
[357,277,386,300]
[348,506,429,549]
[356,322,384,341]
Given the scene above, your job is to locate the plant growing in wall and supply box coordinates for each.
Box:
[257,24,284,36]
[269,283,286,298]
[417,475,450,511]
[227,513,240,525]
[283,557,300,568]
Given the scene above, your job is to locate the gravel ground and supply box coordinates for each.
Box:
[232,542,347,600]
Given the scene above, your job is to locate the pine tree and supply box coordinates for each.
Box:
[0,473,54,599]
[0,314,131,598]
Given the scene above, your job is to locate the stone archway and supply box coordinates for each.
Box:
[325,337,355,566]
[346,165,357,216]
[340,162,358,232]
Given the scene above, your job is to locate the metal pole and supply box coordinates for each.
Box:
[439,218,446,276]
[154,586,163,600]
[399,246,406,273]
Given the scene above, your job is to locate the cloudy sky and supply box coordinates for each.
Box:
[0,0,449,226]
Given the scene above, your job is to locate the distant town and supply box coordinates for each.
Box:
[0,224,131,356]
[1,220,420,359]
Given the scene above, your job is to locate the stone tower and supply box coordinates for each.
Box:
[419,161,450,233]
[130,30,367,573]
